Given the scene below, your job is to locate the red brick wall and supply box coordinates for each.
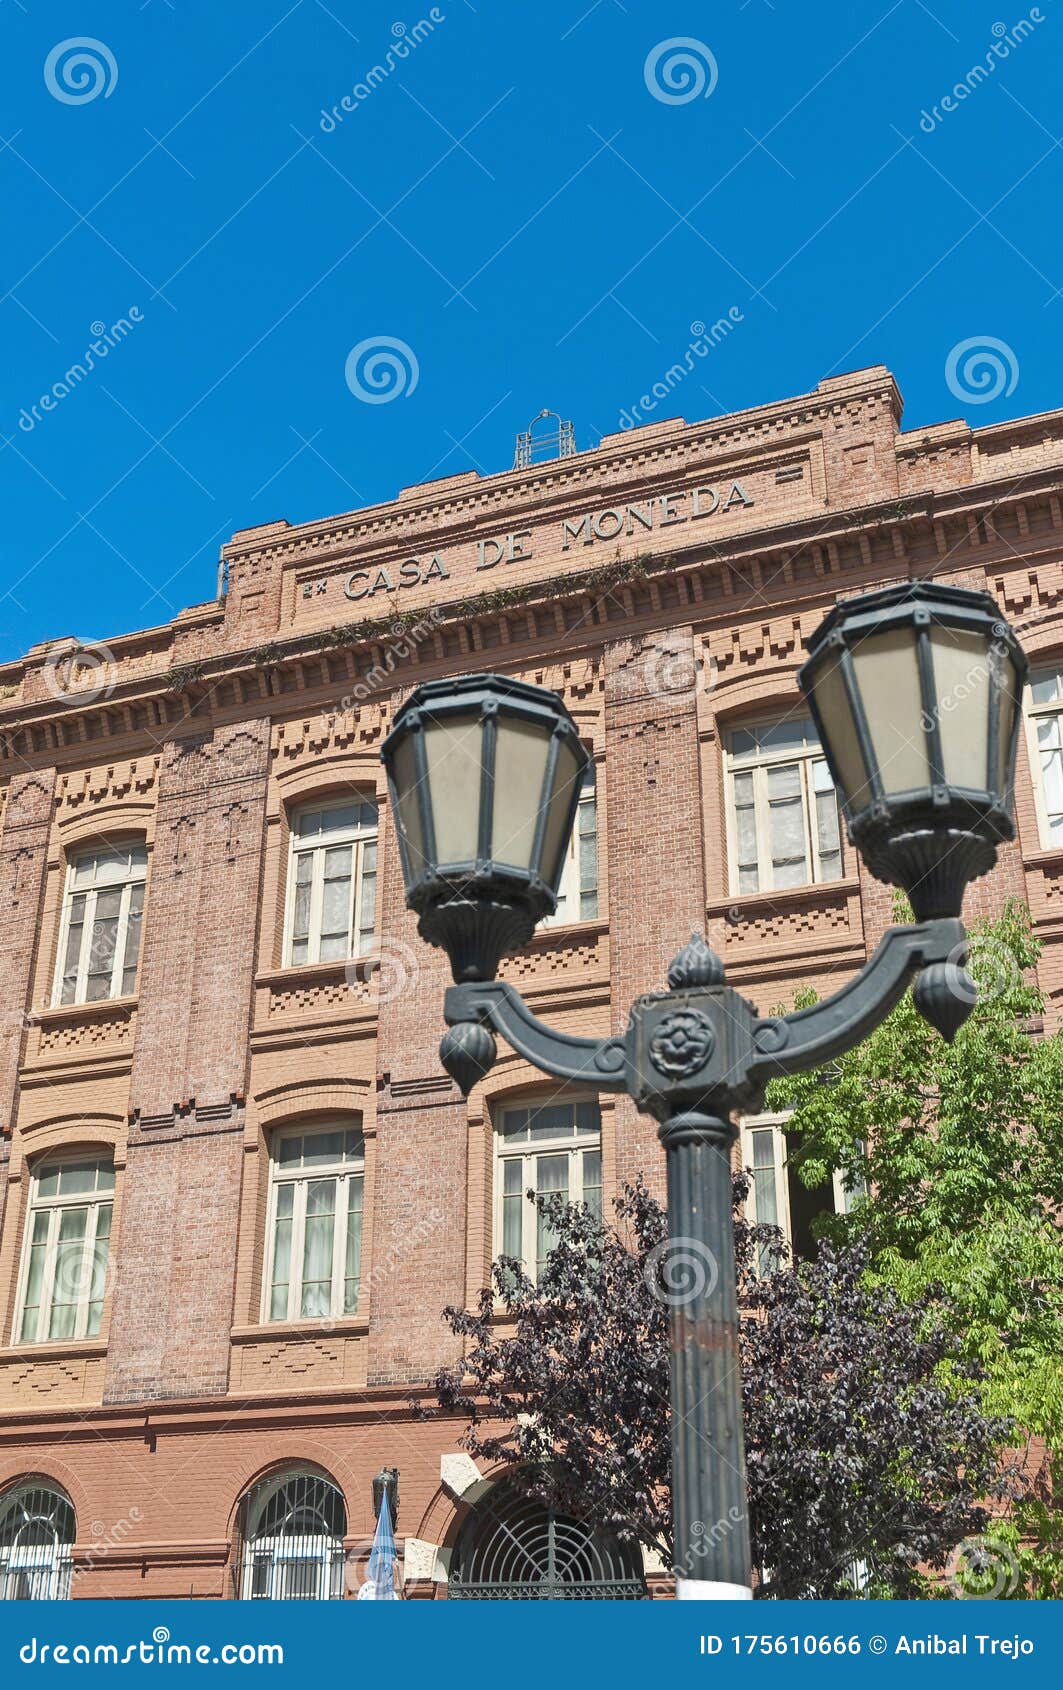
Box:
[104,723,269,1402]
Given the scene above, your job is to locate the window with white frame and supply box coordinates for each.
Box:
[542,761,598,927]
[1026,664,1063,847]
[0,1483,75,1600]
[264,1125,365,1322]
[16,1155,114,1344]
[725,718,842,896]
[54,844,146,1006]
[495,1099,602,1281]
[284,800,378,966]
[741,1113,866,1267]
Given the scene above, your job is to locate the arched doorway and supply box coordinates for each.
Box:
[448,1477,646,1600]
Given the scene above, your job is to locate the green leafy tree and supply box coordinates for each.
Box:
[768,897,1063,1596]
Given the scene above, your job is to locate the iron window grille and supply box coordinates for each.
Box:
[0,1484,75,1600]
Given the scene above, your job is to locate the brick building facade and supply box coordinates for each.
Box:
[0,364,1061,1598]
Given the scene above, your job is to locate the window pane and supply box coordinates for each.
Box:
[750,1129,780,1227]
[577,799,598,921]
[86,1203,112,1335]
[535,1153,568,1274]
[60,893,87,1005]
[758,718,810,752]
[48,1206,89,1339]
[502,1156,523,1259]
[344,1176,363,1314]
[302,1131,344,1168]
[1040,744,1063,819]
[582,1149,602,1220]
[500,1109,529,1142]
[270,1184,294,1321]
[300,1181,336,1318]
[531,1102,586,1140]
[121,881,144,995]
[575,1100,601,1136]
[357,840,377,953]
[86,888,121,1001]
[1031,671,1063,706]
[767,762,802,800]
[56,1161,101,1196]
[19,1211,50,1342]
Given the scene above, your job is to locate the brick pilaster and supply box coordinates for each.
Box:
[104,721,270,1402]
[367,796,468,1385]
[0,768,56,1147]
[604,631,707,1194]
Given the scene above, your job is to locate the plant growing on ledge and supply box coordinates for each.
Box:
[426,1177,1015,1599]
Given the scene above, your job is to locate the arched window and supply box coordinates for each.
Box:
[283,800,378,966]
[54,842,147,1005]
[15,1153,114,1344]
[449,1476,645,1600]
[0,1482,75,1600]
[237,1469,346,1600]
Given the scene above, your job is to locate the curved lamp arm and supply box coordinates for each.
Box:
[444,980,629,1089]
[748,916,966,1083]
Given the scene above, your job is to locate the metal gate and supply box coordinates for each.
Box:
[449,1478,646,1600]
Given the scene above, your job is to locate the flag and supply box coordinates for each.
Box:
[356,1490,399,1599]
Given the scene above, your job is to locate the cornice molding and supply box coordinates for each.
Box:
[1,464,1062,772]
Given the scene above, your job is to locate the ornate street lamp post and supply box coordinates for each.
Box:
[381,583,1027,1600]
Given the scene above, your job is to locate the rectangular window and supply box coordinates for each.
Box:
[725,719,842,896]
[495,1099,602,1281]
[541,763,598,927]
[264,1125,365,1323]
[15,1156,115,1344]
[1026,665,1063,847]
[284,801,378,966]
[54,845,147,1006]
[741,1113,864,1267]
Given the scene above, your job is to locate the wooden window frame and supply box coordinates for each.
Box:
[52,844,147,1007]
[1023,663,1063,849]
[282,799,378,968]
[493,1098,602,1282]
[262,1123,365,1324]
[13,1152,115,1345]
[723,716,842,898]
[541,761,599,930]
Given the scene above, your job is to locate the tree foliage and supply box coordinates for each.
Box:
[429,1179,1012,1598]
[767,898,1063,1596]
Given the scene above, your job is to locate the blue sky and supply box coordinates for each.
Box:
[1,0,1060,661]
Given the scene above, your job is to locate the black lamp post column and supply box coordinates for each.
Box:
[660,1107,751,1599]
